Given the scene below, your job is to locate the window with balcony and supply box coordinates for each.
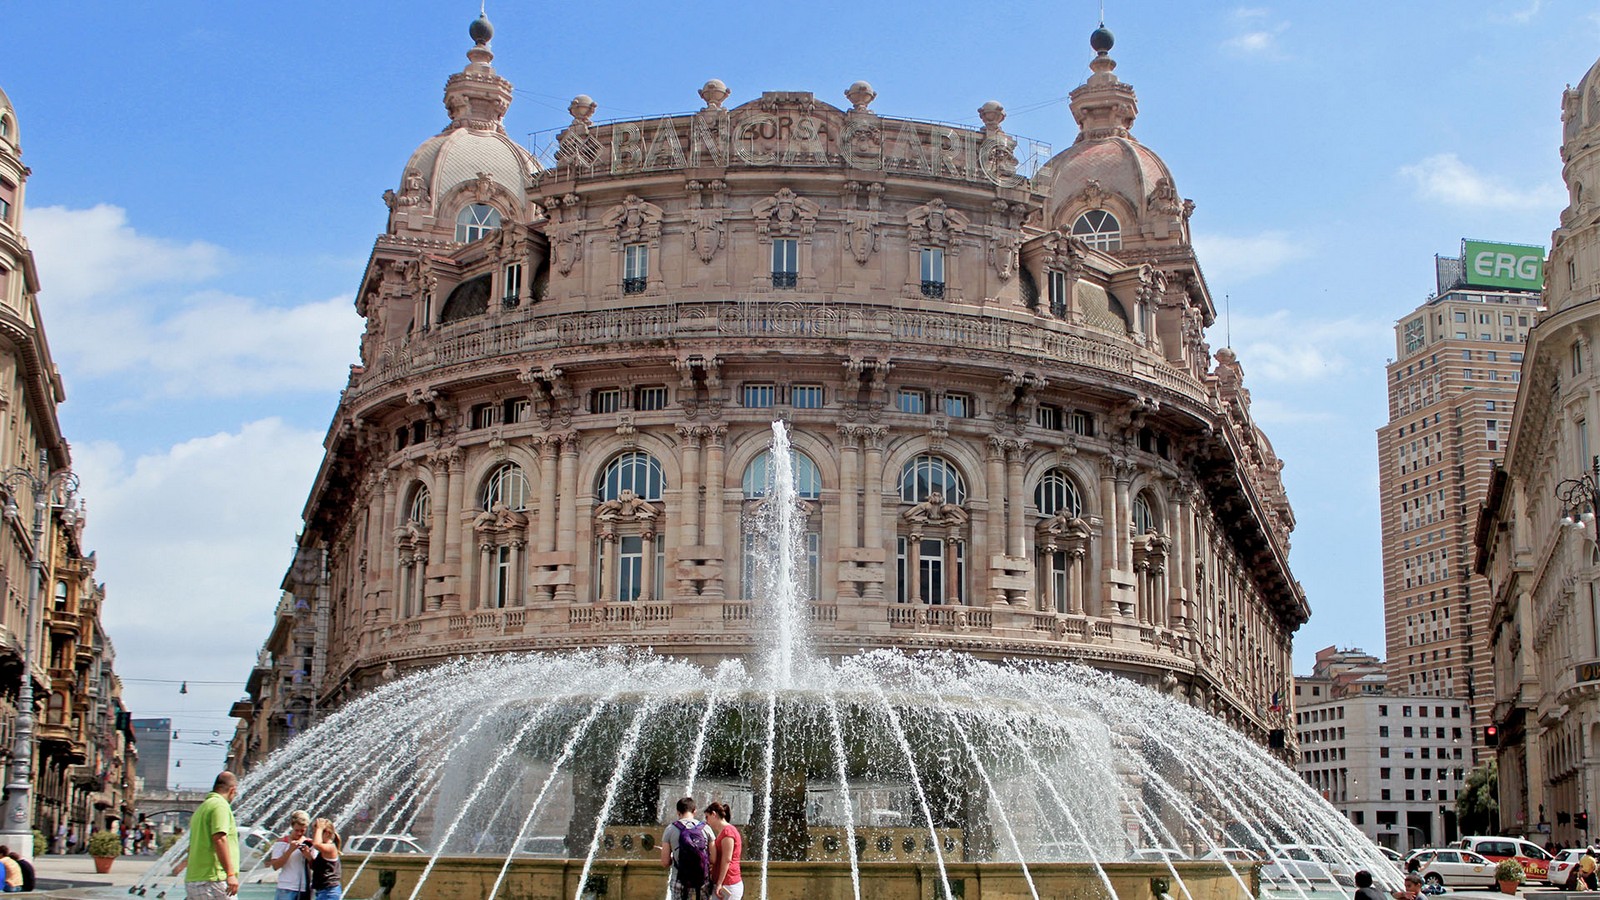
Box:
[1048,270,1069,317]
[624,243,649,295]
[920,248,945,298]
[503,262,523,307]
[53,581,67,613]
[772,238,798,289]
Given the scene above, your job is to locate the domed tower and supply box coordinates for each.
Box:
[1031,27,1212,378]
[272,18,1307,756]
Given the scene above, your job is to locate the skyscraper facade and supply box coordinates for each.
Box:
[1379,246,1541,762]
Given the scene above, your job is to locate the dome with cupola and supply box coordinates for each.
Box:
[387,15,542,237]
[1038,26,1192,250]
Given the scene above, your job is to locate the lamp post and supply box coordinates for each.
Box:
[0,452,76,857]
[1557,455,1600,536]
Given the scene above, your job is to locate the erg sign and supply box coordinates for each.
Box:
[1463,239,1545,291]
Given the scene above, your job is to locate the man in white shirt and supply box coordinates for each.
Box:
[268,810,314,900]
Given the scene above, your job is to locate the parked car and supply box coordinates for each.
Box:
[346,833,426,854]
[1263,844,1355,886]
[1376,846,1404,865]
[1201,847,1264,865]
[1415,848,1496,888]
[1549,848,1586,891]
[1451,836,1553,883]
[1131,848,1188,863]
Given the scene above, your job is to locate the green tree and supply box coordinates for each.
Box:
[1457,760,1498,835]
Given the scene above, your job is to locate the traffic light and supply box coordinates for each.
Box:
[1484,724,1499,747]
[1579,811,1590,831]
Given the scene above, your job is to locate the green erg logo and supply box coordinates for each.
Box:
[1463,239,1544,290]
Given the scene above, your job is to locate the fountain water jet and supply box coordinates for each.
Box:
[132,423,1389,900]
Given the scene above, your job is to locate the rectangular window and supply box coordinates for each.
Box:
[623,243,649,294]
[920,248,945,298]
[1454,311,1467,323]
[771,239,799,288]
[1575,341,1586,376]
[412,421,428,446]
[0,179,13,223]
[943,393,971,418]
[1036,404,1064,431]
[1380,767,1391,779]
[742,383,776,408]
[618,535,644,601]
[897,389,927,414]
[1068,410,1095,436]
[1048,270,1069,316]
[635,386,669,411]
[1580,418,1591,467]
[502,398,530,424]
[592,388,623,414]
[503,262,523,303]
[1378,725,1389,737]
[471,402,499,430]
[493,545,512,608]
[791,384,824,409]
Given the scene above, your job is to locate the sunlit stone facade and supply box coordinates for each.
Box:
[238,21,1309,761]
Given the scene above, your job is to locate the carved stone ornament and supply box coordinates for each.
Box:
[989,231,1020,281]
[472,503,530,537]
[906,198,969,248]
[845,211,878,265]
[601,194,664,244]
[689,209,725,263]
[594,490,661,524]
[901,491,969,527]
[556,95,603,171]
[397,168,430,208]
[752,188,820,239]
[1036,513,1093,554]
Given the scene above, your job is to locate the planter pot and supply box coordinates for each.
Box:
[93,856,113,874]
[1497,879,1519,895]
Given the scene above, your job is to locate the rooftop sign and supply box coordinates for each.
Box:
[1462,239,1545,291]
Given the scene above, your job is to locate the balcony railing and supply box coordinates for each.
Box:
[771,272,798,289]
[622,277,647,295]
[920,280,945,299]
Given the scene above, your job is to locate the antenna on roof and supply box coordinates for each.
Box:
[1225,293,1232,348]
[1099,0,1105,26]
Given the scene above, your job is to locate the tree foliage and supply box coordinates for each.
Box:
[1457,760,1499,835]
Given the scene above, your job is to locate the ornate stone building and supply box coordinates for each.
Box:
[1479,51,1600,845]
[236,20,1309,757]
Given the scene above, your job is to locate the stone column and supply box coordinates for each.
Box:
[477,542,493,608]
[1005,442,1027,558]
[444,449,467,610]
[537,439,559,553]
[905,532,923,605]
[378,474,398,607]
[639,531,656,602]
[944,535,960,605]
[837,427,860,550]
[364,475,385,617]
[1069,549,1086,614]
[427,455,451,611]
[702,426,727,598]
[862,427,886,601]
[556,434,581,604]
[1098,465,1117,573]
[677,425,703,548]
[510,540,524,606]
[985,438,1007,565]
[598,534,616,601]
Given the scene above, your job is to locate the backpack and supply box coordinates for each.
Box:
[672,819,711,889]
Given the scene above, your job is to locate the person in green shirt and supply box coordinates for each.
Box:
[185,771,240,898]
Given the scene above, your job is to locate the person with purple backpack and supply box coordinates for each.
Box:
[660,796,712,900]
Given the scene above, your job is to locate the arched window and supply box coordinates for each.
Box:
[53,581,67,612]
[899,455,966,505]
[0,116,9,142]
[1132,491,1159,535]
[599,451,664,502]
[455,204,502,242]
[743,450,822,499]
[1072,209,1121,251]
[439,274,491,323]
[1034,469,1082,517]
[408,486,431,524]
[481,463,530,511]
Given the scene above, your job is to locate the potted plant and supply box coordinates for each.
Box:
[87,830,120,874]
[1495,858,1525,895]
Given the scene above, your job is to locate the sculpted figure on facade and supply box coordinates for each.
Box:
[473,503,529,535]
[752,188,820,239]
[907,198,969,248]
[602,194,664,244]
[595,489,660,525]
[556,95,603,172]
[902,491,969,527]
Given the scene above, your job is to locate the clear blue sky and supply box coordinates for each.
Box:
[2,1,1595,783]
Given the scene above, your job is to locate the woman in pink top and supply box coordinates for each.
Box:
[703,802,743,900]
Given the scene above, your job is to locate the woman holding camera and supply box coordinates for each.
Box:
[308,818,343,900]
[268,810,312,900]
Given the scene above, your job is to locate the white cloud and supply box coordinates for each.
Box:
[75,419,328,768]
[24,205,362,397]
[1399,153,1566,212]
[1243,397,1336,426]
[1193,230,1309,284]
[1489,1,1542,24]
[1222,8,1289,58]
[1220,310,1391,384]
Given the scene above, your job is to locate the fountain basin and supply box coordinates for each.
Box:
[344,855,1257,900]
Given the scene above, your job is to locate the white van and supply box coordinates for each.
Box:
[1450,836,1552,883]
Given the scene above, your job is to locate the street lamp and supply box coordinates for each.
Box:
[0,451,77,856]
[1557,455,1600,535]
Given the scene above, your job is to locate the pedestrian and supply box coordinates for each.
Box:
[184,771,241,899]
[268,810,312,900]
[9,850,33,893]
[64,827,75,855]
[1390,873,1423,900]
[659,797,711,900]
[307,818,342,900]
[703,802,742,900]
[0,846,21,894]
[1354,870,1386,900]
[50,824,62,856]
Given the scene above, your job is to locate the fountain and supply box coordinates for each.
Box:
[130,423,1389,900]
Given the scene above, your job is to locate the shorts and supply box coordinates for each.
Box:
[720,881,746,900]
[185,884,232,900]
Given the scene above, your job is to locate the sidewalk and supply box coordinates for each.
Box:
[31,851,160,893]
